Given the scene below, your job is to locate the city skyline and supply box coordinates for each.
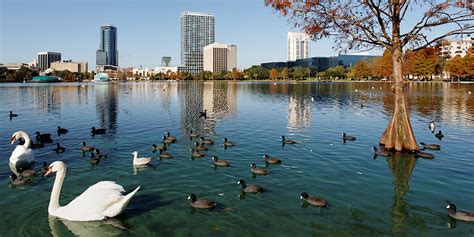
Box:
[1,0,462,71]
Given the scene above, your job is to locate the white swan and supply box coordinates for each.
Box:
[132,151,152,166]
[10,131,35,166]
[44,161,140,221]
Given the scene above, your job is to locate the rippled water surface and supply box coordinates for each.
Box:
[0,81,473,236]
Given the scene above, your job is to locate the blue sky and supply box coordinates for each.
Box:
[0,0,463,70]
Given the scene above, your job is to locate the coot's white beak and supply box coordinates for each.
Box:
[187,196,191,200]
[446,205,450,209]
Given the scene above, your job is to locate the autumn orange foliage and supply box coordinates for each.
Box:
[266,0,473,152]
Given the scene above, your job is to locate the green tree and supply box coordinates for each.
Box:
[305,67,312,79]
[6,74,15,82]
[243,65,269,80]
[211,71,221,80]
[193,71,212,80]
[231,68,242,80]
[293,67,304,80]
[14,66,30,81]
[325,66,346,79]
[88,71,95,80]
[224,71,232,80]
[316,71,326,79]
[280,67,289,79]
[176,71,190,80]
[218,70,227,79]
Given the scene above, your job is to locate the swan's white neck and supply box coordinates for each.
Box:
[133,153,138,161]
[18,131,31,149]
[49,164,66,214]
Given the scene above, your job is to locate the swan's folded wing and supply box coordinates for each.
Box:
[136,158,151,165]
[10,145,34,163]
[58,181,126,221]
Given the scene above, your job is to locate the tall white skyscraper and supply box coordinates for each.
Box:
[203,43,237,73]
[181,12,215,74]
[287,32,311,61]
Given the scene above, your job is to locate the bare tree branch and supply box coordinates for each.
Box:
[411,26,474,52]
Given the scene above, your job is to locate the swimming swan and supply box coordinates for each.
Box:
[10,131,35,166]
[44,161,140,221]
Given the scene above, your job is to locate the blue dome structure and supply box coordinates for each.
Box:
[31,75,61,83]
[94,73,110,82]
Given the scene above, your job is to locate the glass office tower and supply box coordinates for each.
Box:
[96,24,118,68]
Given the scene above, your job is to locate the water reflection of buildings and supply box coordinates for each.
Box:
[440,83,474,128]
[29,84,94,116]
[159,82,177,113]
[288,96,311,129]
[287,84,312,130]
[179,81,205,134]
[32,86,61,115]
[179,81,237,135]
[95,84,118,132]
[203,81,237,119]
[382,83,474,129]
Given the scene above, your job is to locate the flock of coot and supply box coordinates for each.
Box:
[7,111,473,223]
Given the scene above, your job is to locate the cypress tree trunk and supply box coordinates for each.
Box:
[380,44,419,152]
[379,3,419,152]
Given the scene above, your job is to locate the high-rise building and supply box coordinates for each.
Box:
[37,52,61,70]
[96,24,118,70]
[203,43,237,73]
[287,32,311,61]
[181,12,215,74]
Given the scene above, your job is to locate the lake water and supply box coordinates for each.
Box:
[0,81,473,236]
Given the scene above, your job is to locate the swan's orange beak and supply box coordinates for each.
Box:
[44,167,53,177]
[10,136,16,144]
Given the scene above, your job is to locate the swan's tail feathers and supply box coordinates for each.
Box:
[128,186,141,197]
[103,186,140,218]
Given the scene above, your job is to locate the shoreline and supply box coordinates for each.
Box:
[1,79,473,84]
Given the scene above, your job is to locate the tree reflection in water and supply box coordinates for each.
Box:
[387,152,417,235]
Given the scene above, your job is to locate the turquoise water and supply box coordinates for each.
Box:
[0,81,473,236]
